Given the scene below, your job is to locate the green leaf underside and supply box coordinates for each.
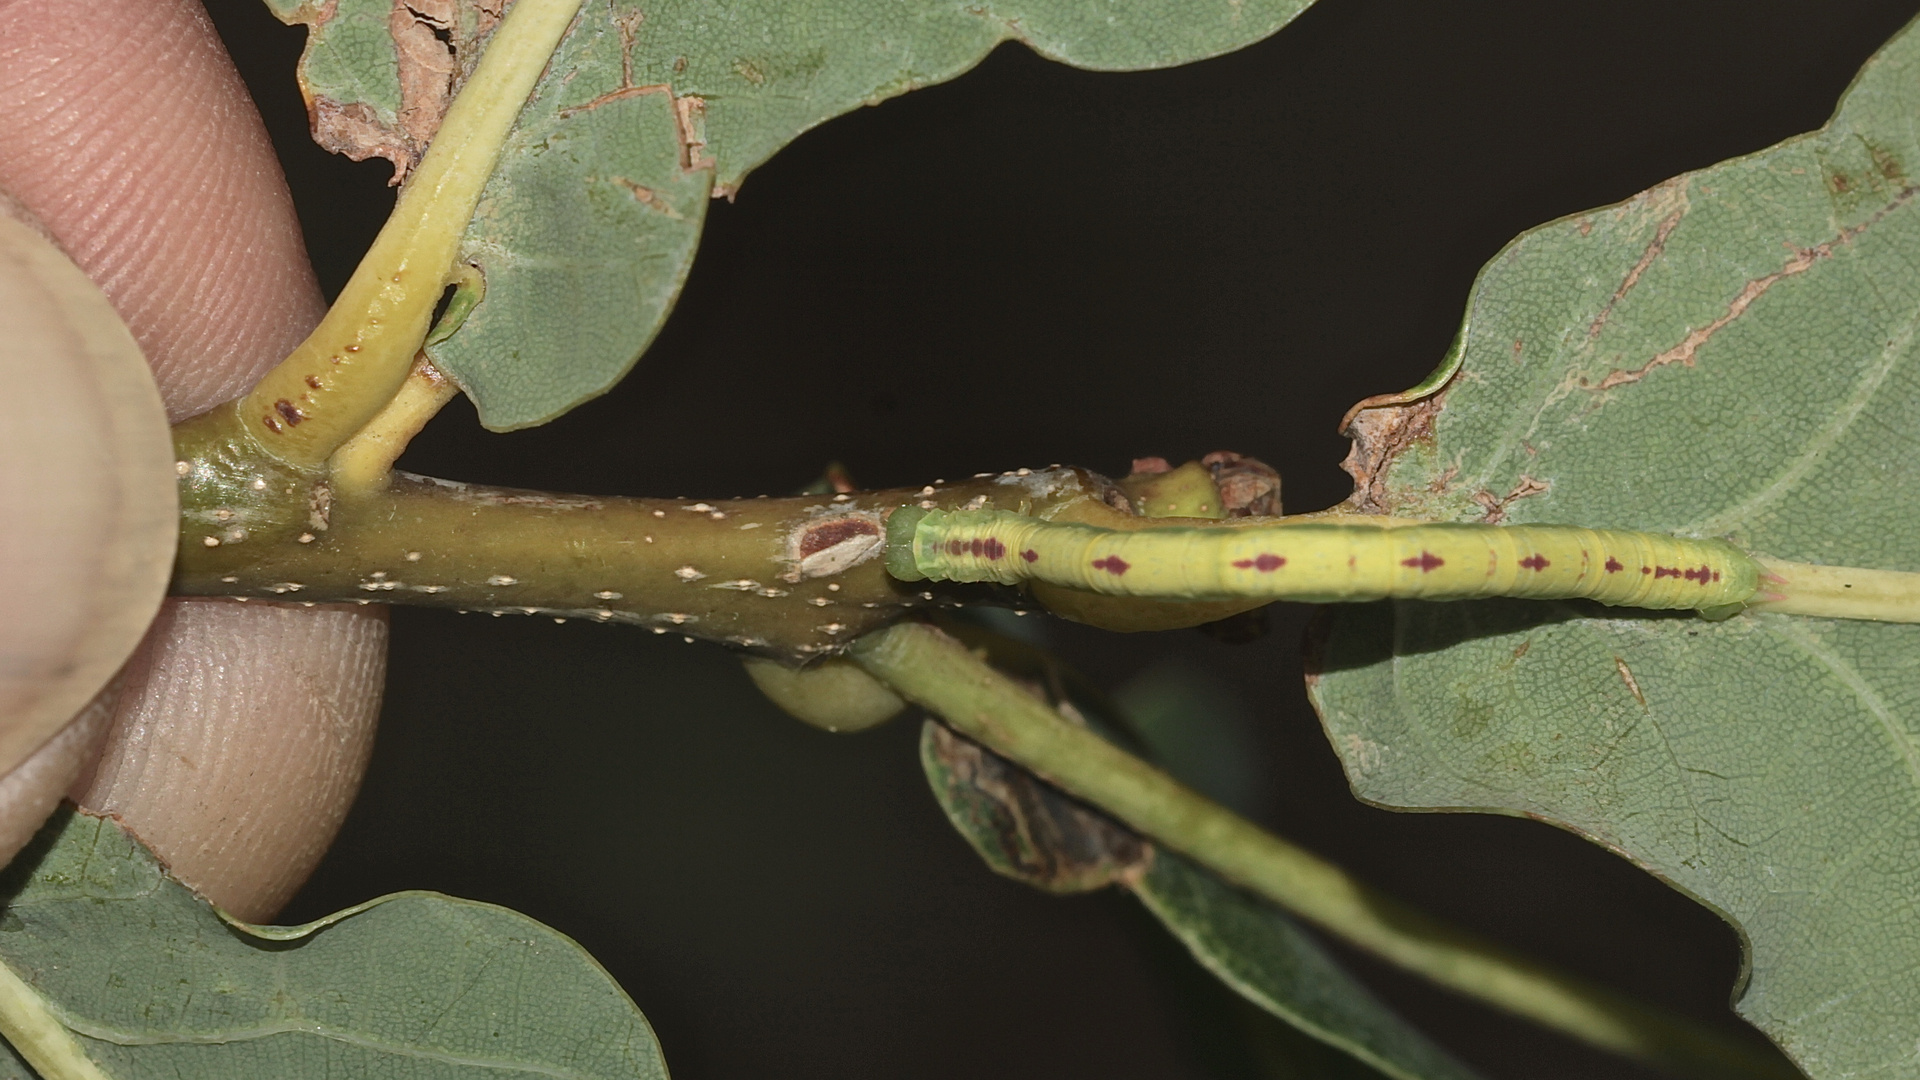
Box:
[1311,15,1920,1079]
[0,808,666,1080]
[271,0,1315,430]
[919,723,1480,1080]
[1135,854,1484,1080]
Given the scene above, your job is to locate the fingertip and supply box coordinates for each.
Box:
[0,213,175,778]
[0,0,325,416]
[0,682,119,869]
[75,600,388,922]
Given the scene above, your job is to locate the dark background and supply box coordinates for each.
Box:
[202,1,1920,1077]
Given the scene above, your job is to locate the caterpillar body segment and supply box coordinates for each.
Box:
[886,507,1763,612]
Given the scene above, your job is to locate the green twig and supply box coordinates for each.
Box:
[850,620,1799,1080]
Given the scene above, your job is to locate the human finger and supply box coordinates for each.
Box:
[0,0,389,920]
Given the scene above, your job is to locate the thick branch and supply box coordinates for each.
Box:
[173,406,1115,659]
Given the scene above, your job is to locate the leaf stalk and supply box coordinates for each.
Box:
[236,0,585,467]
[850,620,1799,1080]
[1748,558,1920,622]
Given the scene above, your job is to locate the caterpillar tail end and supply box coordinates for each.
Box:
[885,506,930,582]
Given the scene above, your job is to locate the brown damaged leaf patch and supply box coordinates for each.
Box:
[1203,451,1282,517]
[1471,474,1549,524]
[1586,179,1690,342]
[923,721,1151,894]
[1337,384,1451,515]
[554,10,714,174]
[387,0,459,169]
[1588,182,1919,392]
[283,0,505,184]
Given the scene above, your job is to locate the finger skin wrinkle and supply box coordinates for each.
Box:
[73,600,387,922]
[0,0,324,419]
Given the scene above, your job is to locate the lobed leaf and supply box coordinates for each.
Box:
[268,0,1315,429]
[0,807,667,1079]
[1310,14,1920,1077]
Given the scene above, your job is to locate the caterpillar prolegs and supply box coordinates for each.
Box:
[885,508,1763,613]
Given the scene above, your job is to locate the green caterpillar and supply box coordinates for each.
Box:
[885,508,1762,612]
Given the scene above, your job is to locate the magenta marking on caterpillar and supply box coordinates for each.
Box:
[944,537,1006,559]
[1519,554,1551,571]
[1402,551,1444,572]
[1232,554,1285,572]
[1605,557,1625,572]
[1091,556,1130,575]
[1020,549,1039,563]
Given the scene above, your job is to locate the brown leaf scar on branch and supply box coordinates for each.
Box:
[784,514,885,582]
[307,481,334,531]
